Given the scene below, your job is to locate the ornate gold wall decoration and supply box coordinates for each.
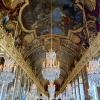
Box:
[2,0,25,9]
[57,32,100,95]
[0,26,47,95]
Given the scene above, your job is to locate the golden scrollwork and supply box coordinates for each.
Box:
[2,0,25,9]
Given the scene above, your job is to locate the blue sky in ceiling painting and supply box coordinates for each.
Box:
[52,26,64,35]
[52,8,64,35]
[41,0,72,35]
[51,0,72,35]
[52,8,62,22]
[56,0,72,5]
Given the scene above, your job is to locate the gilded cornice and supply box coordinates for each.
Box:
[57,32,100,96]
[18,1,36,33]
[0,27,48,96]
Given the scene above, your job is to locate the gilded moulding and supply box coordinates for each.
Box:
[0,26,47,96]
[56,32,100,96]
[18,2,36,33]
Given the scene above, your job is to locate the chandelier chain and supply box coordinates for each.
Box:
[51,0,53,50]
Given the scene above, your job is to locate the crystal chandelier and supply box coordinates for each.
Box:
[87,58,100,85]
[41,0,60,98]
[26,84,38,100]
[42,0,60,83]
[66,84,75,100]
[42,50,60,83]
[48,83,55,98]
[31,84,37,95]
[0,57,15,84]
[0,56,15,100]
[41,0,60,83]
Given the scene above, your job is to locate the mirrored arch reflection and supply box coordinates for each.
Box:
[0,48,48,100]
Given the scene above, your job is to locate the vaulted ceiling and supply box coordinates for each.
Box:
[0,0,99,95]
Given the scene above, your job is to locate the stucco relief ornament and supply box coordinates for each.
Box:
[5,34,15,48]
[0,26,15,53]
[0,27,5,40]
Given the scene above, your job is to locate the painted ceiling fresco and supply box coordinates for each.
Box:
[0,0,100,93]
[20,0,83,36]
